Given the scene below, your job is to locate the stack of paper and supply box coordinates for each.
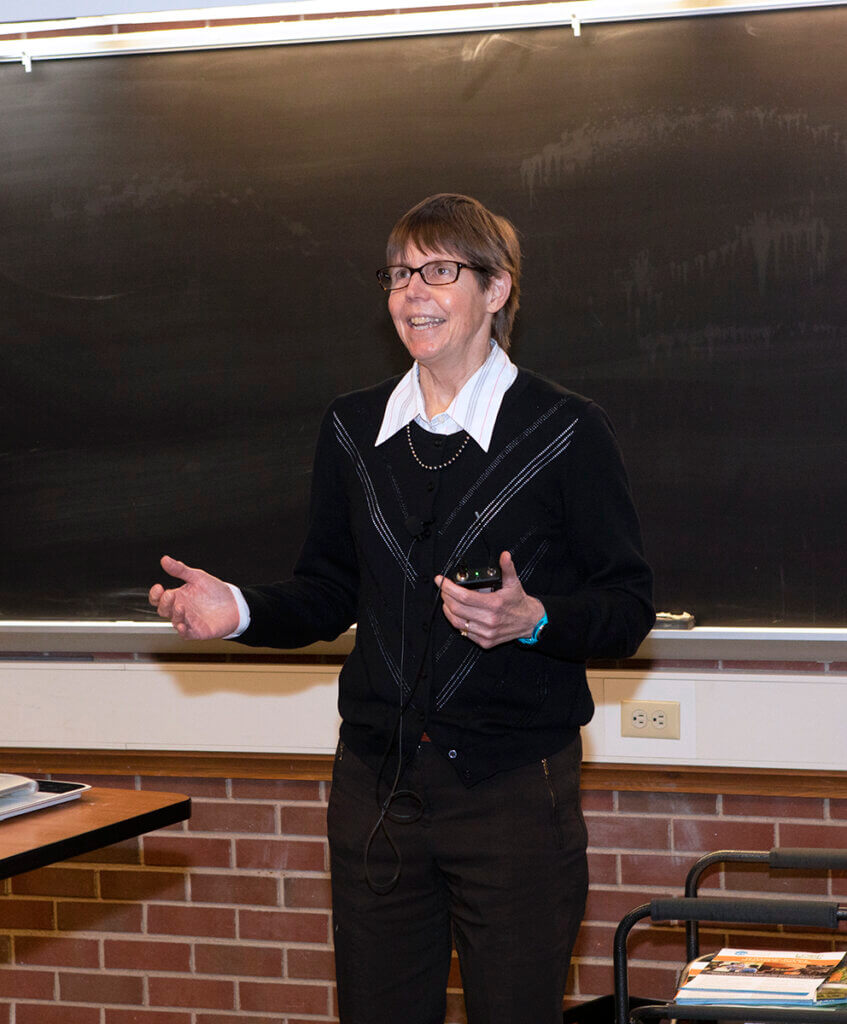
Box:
[676,949,847,1006]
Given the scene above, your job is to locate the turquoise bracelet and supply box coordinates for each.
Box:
[517,612,548,646]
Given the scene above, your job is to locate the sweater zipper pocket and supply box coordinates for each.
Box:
[542,757,564,848]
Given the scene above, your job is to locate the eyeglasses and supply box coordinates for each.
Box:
[375,260,483,292]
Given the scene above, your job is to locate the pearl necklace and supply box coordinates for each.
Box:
[406,424,470,471]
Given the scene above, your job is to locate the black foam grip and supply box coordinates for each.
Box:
[769,847,847,871]
[650,896,839,928]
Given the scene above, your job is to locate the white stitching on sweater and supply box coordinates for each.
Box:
[334,412,418,585]
[365,605,408,695]
[442,417,578,573]
[435,646,482,709]
[440,396,570,533]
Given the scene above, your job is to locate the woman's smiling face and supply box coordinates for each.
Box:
[388,244,510,376]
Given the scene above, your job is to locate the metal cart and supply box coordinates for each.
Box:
[613,848,847,1024]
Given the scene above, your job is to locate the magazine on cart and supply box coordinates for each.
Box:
[675,948,847,1006]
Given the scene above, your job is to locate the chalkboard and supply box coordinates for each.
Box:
[2,6,845,626]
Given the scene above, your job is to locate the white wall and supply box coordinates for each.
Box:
[0,661,844,770]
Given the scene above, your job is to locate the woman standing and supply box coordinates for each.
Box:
[150,193,654,1024]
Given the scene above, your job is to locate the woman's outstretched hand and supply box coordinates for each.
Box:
[148,555,241,640]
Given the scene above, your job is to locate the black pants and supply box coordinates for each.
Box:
[327,735,588,1024]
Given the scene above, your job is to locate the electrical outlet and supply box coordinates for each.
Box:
[621,699,681,740]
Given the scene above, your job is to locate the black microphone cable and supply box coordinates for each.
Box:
[363,527,464,894]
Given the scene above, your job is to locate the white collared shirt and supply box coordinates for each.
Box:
[374,341,518,452]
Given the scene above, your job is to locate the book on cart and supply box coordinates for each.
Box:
[675,948,847,1006]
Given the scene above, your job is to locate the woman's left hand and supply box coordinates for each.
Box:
[435,551,546,649]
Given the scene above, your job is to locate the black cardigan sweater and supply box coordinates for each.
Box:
[236,369,655,786]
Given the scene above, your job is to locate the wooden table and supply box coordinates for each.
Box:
[0,786,190,880]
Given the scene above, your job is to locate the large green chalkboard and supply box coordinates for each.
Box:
[2,6,845,625]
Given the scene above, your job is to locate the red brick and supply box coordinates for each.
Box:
[722,793,825,818]
[584,887,654,925]
[279,805,328,836]
[627,963,679,1001]
[721,661,825,672]
[236,838,326,871]
[142,835,232,868]
[283,876,332,909]
[0,898,55,930]
[70,838,141,865]
[139,776,228,798]
[11,867,97,898]
[16,1005,99,1024]
[586,852,617,885]
[642,659,720,671]
[576,960,677,1001]
[571,922,617,958]
[100,869,187,902]
[620,852,704,887]
[779,823,847,849]
[585,815,670,851]
[15,935,99,968]
[0,936,9,964]
[56,900,143,933]
[106,1011,193,1024]
[623,923,688,963]
[672,817,775,853]
[231,779,322,801]
[60,971,144,1005]
[287,948,335,981]
[240,980,329,1015]
[723,862,828,895]
[151,820,187,834]
[0,967,55,998]
[580,790,614,811]
[189,801,276,834]
[104,939,192,972]
[618,791,717,815]
[148,976,235,1009]
[831,798,847,820]
[447,952,462,989]
[190,872,279,906]
[239,908,330,944]
[195,1017,284,1024]
[444,991,468,1023]
[195,942,282,977]
[146,904,236,938]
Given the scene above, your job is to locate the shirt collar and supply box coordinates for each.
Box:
[374,341,517,452]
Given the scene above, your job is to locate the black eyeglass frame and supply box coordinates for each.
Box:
[375,260,484,292]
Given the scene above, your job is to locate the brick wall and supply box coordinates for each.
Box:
[2,770,846,1022]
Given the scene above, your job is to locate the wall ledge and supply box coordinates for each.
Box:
[1,622,845,662]
[3,747,846,796]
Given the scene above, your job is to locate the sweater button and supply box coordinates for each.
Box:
[426,480,435,492]
[448,749,458,759]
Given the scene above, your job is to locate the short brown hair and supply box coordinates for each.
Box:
[386,193,521,350]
